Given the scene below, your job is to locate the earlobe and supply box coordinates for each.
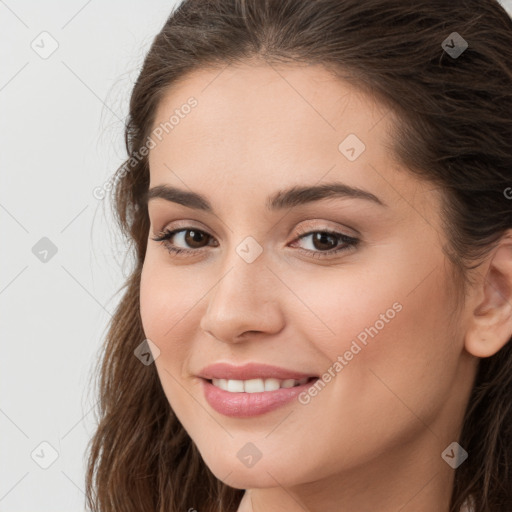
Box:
[465,232,512,359]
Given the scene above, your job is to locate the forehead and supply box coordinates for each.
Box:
[150,61,389,158]
[147,61,433,216]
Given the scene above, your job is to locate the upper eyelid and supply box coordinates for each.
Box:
[152,216,360,237]
[154,223,354,236]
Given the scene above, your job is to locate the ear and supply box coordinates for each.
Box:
[465,231,512,358]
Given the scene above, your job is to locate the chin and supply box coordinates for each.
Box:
[202,454,305,490]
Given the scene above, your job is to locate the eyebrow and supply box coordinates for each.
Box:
[145,182,386,211]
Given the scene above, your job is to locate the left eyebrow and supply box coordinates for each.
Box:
[144,181,387,212]
[267,182,386,210]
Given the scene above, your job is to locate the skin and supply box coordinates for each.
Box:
[139,59,512,512]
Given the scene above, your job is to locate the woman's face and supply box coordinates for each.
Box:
[140,61,476,492]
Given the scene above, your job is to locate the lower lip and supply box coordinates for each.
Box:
[201,378,318,417]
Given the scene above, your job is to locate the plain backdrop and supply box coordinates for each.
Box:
[1,1,511,510]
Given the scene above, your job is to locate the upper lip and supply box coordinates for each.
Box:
[198,362,318,381]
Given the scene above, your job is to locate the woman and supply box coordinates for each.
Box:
[85,1,512,511]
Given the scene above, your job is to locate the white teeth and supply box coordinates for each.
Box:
[211,377,311,393]
[264,378,280,391]
[244,378,265,393]
[226,379,244,392]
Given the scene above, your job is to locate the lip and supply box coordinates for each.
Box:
[201,377,318,417]
[197,362,319,418]
[198,362,317,381]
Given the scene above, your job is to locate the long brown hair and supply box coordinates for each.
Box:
[85,1,512,511]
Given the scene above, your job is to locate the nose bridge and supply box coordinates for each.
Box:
[199,242,284,342]
[212,231,270,303]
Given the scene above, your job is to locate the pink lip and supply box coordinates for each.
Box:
[201,377,318,417]
[198,362,317,381]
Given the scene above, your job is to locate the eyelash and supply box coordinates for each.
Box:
[151,226,359,260]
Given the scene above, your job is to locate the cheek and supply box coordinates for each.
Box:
[139,259,205,416]
[140,253,200,340]
[273,264,459,478]
[294,237,458,375]
[290,253,459,410]
[139,258,199,374]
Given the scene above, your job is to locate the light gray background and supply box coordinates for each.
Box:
[1,1,511,510]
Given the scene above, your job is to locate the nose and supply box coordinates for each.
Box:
[199,254,285,344]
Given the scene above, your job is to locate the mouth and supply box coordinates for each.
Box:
[204,376,318,393]
[200,376,320,417]
[197,362,320,416]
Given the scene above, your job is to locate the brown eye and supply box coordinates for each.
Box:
[183,229,210,248]
[310,232,338,251]
[291,229,360,259]
[151,227,216,256]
